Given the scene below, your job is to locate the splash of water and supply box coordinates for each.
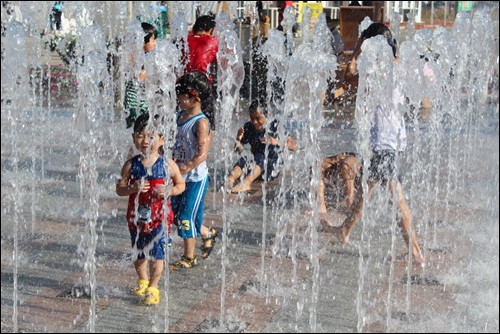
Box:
[301,6,312,45]
[282,6,296,56]
[405,12,416,42]
[390,12,402,45]
[74,23,111,332]
[169,12,189,76]
[2,19,29,334]
[215,11,245,326]
[359,16,374,39]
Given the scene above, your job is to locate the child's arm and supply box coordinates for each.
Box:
[115,159,150,196]
[235,127,245,154]
[168,159,186,196]
[263,135,296,152]
[340,36,364,92]
[178,118,211,175]
[286,136,297,151]
[139,68,146,82]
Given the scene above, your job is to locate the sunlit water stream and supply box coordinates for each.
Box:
[1,2,498,333]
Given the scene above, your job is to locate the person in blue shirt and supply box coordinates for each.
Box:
[228,99,297,193]
[50,2,62,31]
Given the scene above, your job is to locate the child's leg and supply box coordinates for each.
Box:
[184,237,197,259]
[316,177,327,214]
[317,156,342,214]
[200,224,218,259]
[134,258,148,281]
[231,165,262,193]
[169,177,208,269]
[148,260,164,289]
[228,166,243,188]
[390,180,424,264]
[320,176,366,243]
[340,155,362,208]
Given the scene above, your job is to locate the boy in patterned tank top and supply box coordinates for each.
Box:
[116,113,185,304]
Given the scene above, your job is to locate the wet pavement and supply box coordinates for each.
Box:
[1,19,499,333]
[1,96,498,332]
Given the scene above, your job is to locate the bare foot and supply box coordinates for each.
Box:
[412,252,424,265]
[304,204,327,215]
[227,176,235,189]
[388,252,424,265]
[230,181,252,193]
[320,219,349,244]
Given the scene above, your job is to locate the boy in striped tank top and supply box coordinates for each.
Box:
[169,71,218,270]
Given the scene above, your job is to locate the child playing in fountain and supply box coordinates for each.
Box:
[116,113,186,305]
[182,14,219,147]
[308,152,363,214]
[124,22,157,129]
[228,99,297,193]
[321,23,425,265]
[169,71,218,269]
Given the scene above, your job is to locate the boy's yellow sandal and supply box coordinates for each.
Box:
[133,279,149,296]
[168,255,198,270]
[143,287,160,305]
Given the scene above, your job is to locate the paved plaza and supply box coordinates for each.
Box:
[1,12,499,332]
[1,96,498,332]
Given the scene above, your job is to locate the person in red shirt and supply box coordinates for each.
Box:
[184,15,218,86]
[182,14,218,146]
[278,1,294,27]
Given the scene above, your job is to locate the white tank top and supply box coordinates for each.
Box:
[173,110,209,182]
[370,87,407,152]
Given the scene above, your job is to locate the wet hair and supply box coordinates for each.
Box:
[141,22,158,44]
[192,15,216,34]
[361,23,397,58]
[175,71,215,130]
[249,99,268,117]
[134,113,164,154]
[134,113,162,135]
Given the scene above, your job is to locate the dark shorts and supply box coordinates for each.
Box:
[235,152,280,181]
[368,150,401,183]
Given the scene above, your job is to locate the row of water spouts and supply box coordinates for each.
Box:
[2,1,497,332]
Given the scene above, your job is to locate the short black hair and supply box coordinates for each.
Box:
[133,113,162,135]
[175,71,216,130]
[141,22,158,44]
[249,99,268,117]
[361,23,397,58]
[192,15,216,34]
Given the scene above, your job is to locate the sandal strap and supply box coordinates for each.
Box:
[170,255,198,270]
[202,227,218,242]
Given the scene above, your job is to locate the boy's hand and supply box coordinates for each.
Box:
[154,184,166,198]
[133,179,150,193]
[236,127,244,141]
[261,135,278,146]
[139,68,146,82]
